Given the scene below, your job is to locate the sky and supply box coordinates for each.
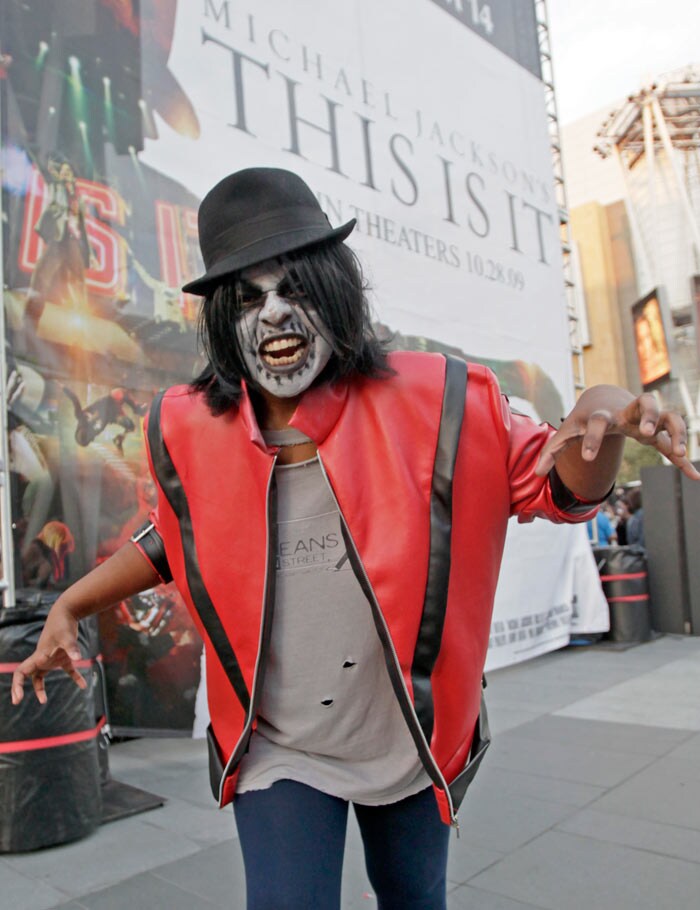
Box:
[546,0,700,124]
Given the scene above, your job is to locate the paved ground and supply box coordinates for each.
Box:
[3,633,700,909]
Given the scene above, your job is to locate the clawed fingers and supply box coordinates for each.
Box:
[580,413,612,462]
[52,652,87,691]
[617,398,693,463]
[624,393,660,437]
[635,416,699,480]
[535,424,577,476]
[654,412,689,459]
[68,667,88,690]
[32,672,48,705]
[668,454,700,480]
[10,665,30,705]
[656,434,700,480]
[536,412,615,476]
[10,647,86,705]
[536,389,698,483]
[681,460,700,481]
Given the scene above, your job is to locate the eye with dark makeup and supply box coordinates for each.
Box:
[237,276,307,309]
[238,282,266,308]
[277,278,307,302]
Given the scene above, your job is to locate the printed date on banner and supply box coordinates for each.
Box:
[464,251,525,290]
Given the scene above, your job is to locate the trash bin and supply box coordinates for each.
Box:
[593,546,652,643]
[0,604,103,852]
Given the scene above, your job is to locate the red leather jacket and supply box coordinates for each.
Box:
[134,352,595,826]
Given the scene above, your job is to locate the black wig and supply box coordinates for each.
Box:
[190,240,391,414]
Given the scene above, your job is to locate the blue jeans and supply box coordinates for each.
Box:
[233,781,450,910]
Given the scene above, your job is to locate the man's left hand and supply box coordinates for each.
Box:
[535,385,700,481]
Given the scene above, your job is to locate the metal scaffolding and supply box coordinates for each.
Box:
[594,66,700,458]
[594,66,700,275]
[535,0,586,394]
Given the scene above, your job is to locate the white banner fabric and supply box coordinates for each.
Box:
[144,0,607,672]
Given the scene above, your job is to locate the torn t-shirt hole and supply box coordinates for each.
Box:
[342,660,357,668]
[321,698,334,706]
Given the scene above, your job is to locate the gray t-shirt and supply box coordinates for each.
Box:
[236,455,430,804]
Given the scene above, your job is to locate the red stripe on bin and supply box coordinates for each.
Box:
[606,595,649,603]
[600,572,647,582]
[0,657,99,673]
[0,717,106,754]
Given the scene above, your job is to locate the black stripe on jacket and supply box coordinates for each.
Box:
[411,355,467,744]
[147,393,251,715]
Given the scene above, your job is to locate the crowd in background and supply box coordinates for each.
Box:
[587,486,645,549]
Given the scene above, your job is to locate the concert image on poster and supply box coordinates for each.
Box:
[632,289,672,389]
[0,0,204,733]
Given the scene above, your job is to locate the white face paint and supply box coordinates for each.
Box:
[235,261,333,398]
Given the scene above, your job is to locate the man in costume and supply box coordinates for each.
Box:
[12,168,699,910]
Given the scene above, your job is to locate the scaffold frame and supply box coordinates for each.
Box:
[535,0,586,395]
[594,66,700,458]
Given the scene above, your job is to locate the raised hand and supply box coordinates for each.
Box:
[535,385,700,492]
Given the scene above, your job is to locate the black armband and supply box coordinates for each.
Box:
[130,521,173,583]
[549,468,612,516]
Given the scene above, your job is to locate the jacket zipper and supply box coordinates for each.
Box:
[218,453,278,803]
[317,453,459,830]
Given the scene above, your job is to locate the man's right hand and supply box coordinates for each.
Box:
[11,601,87,705]
[10,540,163,706]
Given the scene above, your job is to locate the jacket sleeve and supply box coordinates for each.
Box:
[485,370,602,525]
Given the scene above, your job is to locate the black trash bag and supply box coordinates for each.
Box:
[593,546,652,643]
[0,605,102,852]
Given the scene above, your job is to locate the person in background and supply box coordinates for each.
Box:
[11,168,699,910]
[587,500,617,546]
[626,487,646,549]
[613,496,629,545]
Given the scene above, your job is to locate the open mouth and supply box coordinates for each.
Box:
[259,334,309,369]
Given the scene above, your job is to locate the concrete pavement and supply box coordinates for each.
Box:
[3,633,700,909]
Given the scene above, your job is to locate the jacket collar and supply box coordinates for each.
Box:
[239,378,349,451]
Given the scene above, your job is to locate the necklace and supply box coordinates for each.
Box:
[261,427,314,447]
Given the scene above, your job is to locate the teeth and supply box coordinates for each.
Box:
[262,337,303,354]
[259,335,307,368]
[262,347,305,366]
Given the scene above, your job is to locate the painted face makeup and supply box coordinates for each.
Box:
[235,262,333,398]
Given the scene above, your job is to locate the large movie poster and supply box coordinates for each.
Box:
[1,0,607,734]
[0,0,205,732]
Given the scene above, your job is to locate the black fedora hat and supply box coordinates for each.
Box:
[182,168,356,295]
